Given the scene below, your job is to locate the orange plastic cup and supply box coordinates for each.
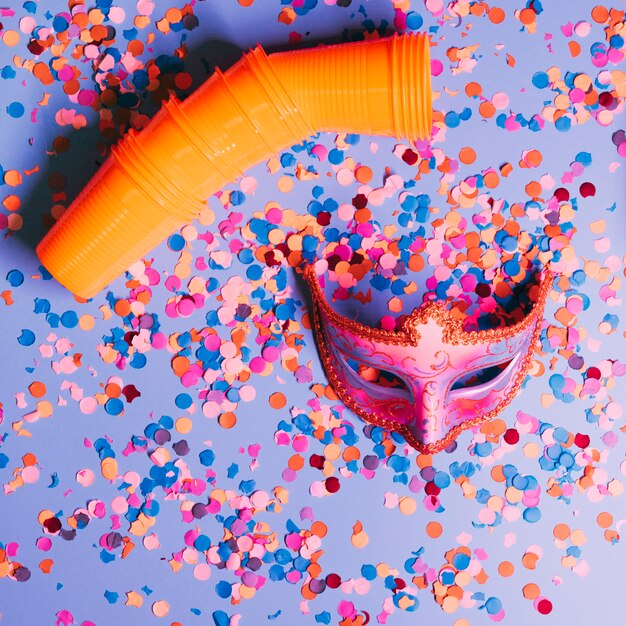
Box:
[269,32,432,139]
[37,33,432,298]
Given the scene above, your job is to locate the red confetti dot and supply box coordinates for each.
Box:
[579,182,596,198]
[325,477,340,493]
[43,517,62,533]
[352,194,367,209]
[309,454,325,469]
[424,481,440,496]
[574,433,590,448]
[317,211,331,226]
[402,149,418,165]
[537,598,553,615]
[554,187,570,201]
[394,577,406,589]
[325,573,342,588]
[503,428,520,445]
[586,367,601,379]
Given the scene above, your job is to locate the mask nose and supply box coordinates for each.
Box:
[410,380,447,446]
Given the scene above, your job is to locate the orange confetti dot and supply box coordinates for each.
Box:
[2,195,20,211]
[28,382,46,398]
[465,82,482,98]
[458,147,476,165]
[4,170,22,187]
[522,552,539,570]
[269,392,287,409]
[39,559,54,574]
[105,382,122,398]
[114,299,131,317]
[483,171,499,188]
[525,180,542,198]
[22,453,37,466]
[591,6,609,23]
[239,0,255,5]
[426,521,443,538]
[498,561,514,577]
[165,7,182,22]
[479,101,496,118]
[354,207,372,223]
[522,583,540,600]
[175,72,193,90]
[355,166,373,184]
[172,356,190,376]
[518,8,536,25]
[311,521,328,537]
[553,523,570,540]
[568,41,581,57]
[525,149,543,167]
[218,412,237,429]
[596,512,613,528]
[488,7,505,24]
[288,454,304,471]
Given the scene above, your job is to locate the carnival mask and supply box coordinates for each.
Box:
[304,264,553,453]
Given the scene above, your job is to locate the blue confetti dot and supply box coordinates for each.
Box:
[452,552,470,570]
[60,310,79,328]
[485,597,502,614]
[531,71,549,89]
[555,116,572,132]
[212,610,230,626]
[361,563,377,580]
[406,11,423,30]
[175,393,192,409]
[523,507,542,523]
[215,581,232,598]
[105,397,124,416]
[199,449,215,467]
[167,233,185,251]
[6,102,25,118]
[194,534,211,551]
[445,111,460,128]
[18,329,35,346]
[6,269,24,286]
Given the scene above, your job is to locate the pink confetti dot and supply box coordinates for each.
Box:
[36,537,52,551]
[193,563,212,580]
[79,396,97,414]
[491,92,510,110]
[262,346,280,362]
[431,58,443,76]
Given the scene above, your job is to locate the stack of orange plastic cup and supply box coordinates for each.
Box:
[36,33,432,299]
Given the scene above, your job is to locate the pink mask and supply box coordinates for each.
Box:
[303,265,553,454]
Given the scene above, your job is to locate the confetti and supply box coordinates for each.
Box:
[0,1,625,624]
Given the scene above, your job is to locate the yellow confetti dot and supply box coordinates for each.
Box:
[442,595,460,613]
[175,417,192,434]
[398,496,416,515]
[277,176,294,193]
[151,600,170,618]
[100,457,118,481]
[78,314,95,330]
[2,30,20,46]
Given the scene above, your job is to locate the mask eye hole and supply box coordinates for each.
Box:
[450,360,513,391]
[345,358,409,392]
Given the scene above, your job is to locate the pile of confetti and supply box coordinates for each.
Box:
[0,1,625,625]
